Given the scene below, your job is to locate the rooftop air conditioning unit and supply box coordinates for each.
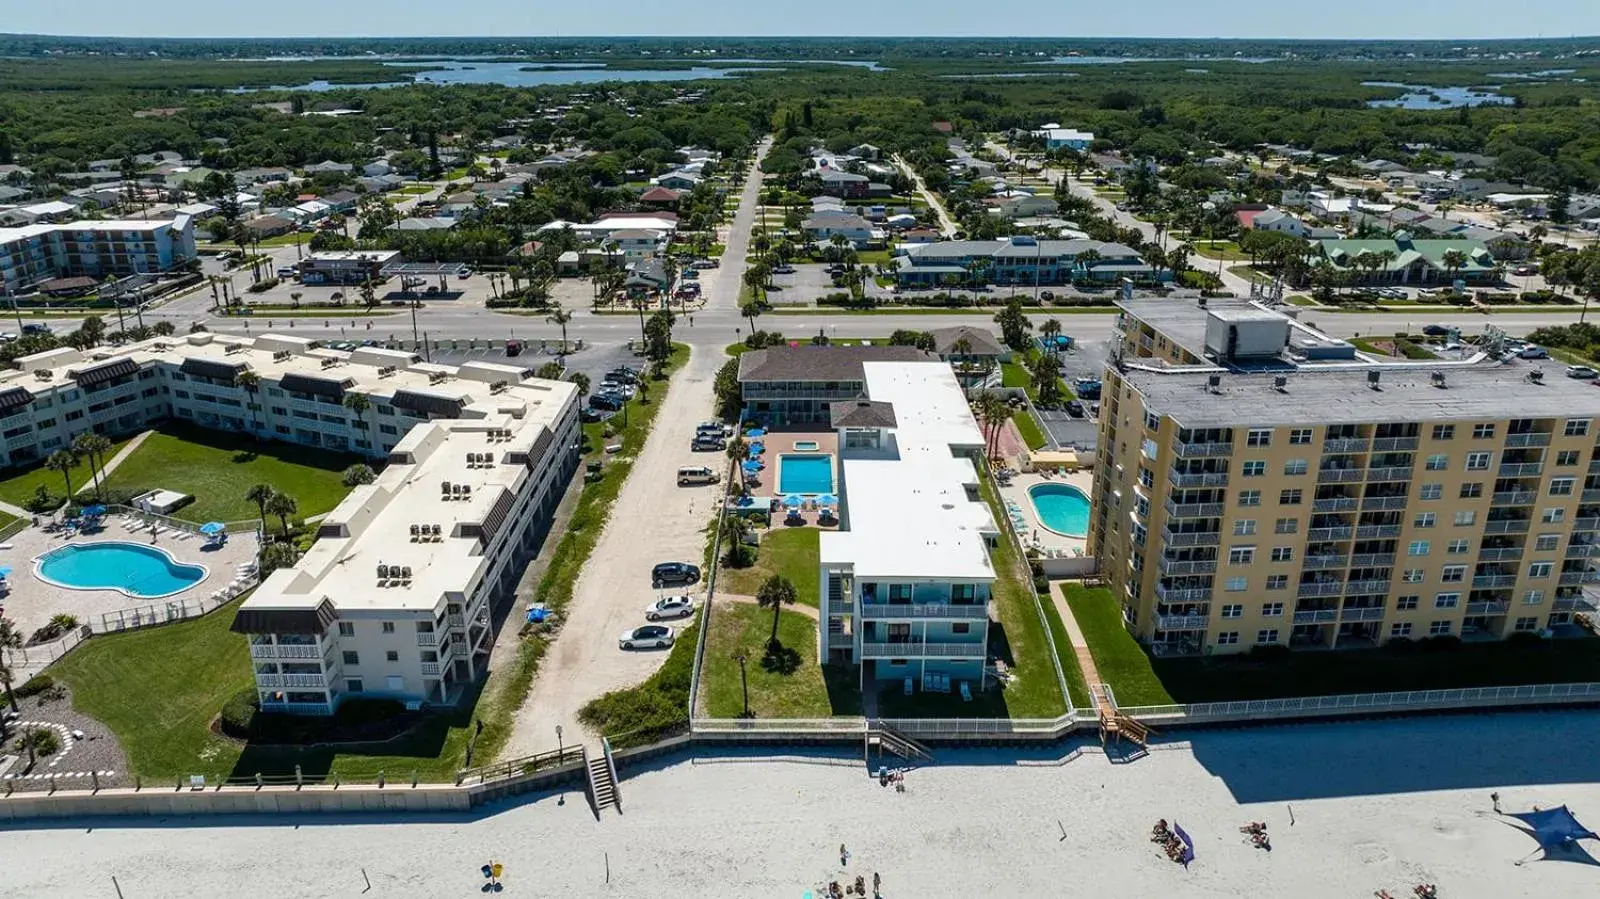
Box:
[320,357,338,369]
[1206,374,1221,393]
[34,369,52,380]
[1367,371,1382,390]
[1430,371,1447,389]
[1273,375,1288,392]
[224,344,243,354]
[273,350,292,362]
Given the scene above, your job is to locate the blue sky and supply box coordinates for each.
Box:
[9,1,1600,40]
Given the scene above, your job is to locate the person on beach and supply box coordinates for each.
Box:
[840,844,849,866]
[1491,791,1501,813]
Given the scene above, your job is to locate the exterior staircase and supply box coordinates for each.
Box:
[865,721,934,764]
[583,742,621,816]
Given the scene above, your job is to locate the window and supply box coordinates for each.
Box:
[1524,589,1545,605]
[1396,595,1419,611]
[1283,459,1309,476]
[1225,576,1248,592]
[385,650,399,662]
[1515,616,1540,632]
[1228,547,1255,565]
[1448,539,1470,554]
[380,424,398,435]
[1408,540,1430,556]
[1242,460,1266,477]
[1238,490,1261,506]
[1278,489,1302,505]
[381,621,395,634]
[1262,601,1284,616]
[1413,512,1436,528]
[952,622,971,634]
[1465,451,1491,471]
[1432,424,1455,440]
[1216,631,1240,645]
[1255,629,1280,645]
[1390,622,1413,638]
[1265,576,1288,591]
[1420,483,1443,500]
[1441,565,1466,583]
[1459,482,1483,499]
[1529,562,1554,579]
[1558,450,1581,467]
[1472,423,1496,439]
[346,679,364,693]
[1434,592,1460,609]
[1565,418,1590,438]
[1403,569,1424,583]
[1550,477,1576,496]
[1221,604,1243,619]
[1270,546,1293,562]
[342,651,359,665]
[1289,428,1313,445]
[1274,517,1299,534]
[1543,507,1566,524]
[1453,510,1477,527]
[338,622,355,637]
[1425,454,1449,471]
[1429,620,1453,636]
[1535,534,1561,552]
[1246,428,1272,447]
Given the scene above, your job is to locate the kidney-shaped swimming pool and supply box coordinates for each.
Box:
[1028,483,1091,538]
[34,542,207,599]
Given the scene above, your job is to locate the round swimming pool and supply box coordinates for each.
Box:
[1028,483,1091,538]
[34,542,207,599]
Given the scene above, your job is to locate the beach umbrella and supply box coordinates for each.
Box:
[745,428,766,439]
[816,493,838,507]
[783,494,805,509]
[200,522,226,536]
[82,504,107,517]
[0,565,11,578]
[742,460,762,473]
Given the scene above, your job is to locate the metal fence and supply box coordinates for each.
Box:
[94,590,245,634]
[0,516,27,543]
[685,455,734,720]
[1117,682,1600,724]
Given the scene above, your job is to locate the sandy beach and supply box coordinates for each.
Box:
[2,710,1599,897]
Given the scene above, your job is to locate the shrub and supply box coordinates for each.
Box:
[15,674,54,698]
[1247,643,1292,662]
[1506,630,1546,647]
[219,688,259,738]
[19,727,61,756]
[247,278,281,294]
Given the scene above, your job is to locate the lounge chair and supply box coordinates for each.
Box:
[960,681,973,702]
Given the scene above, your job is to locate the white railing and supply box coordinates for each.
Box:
[96,591,240,634]
[858,602,990,620]
[1118,683,1600,723]
[860,641,986,659]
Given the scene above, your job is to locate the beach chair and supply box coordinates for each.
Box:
[960,681,973,702]
[903,676,913,696]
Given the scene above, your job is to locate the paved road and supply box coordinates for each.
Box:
[894,153,958,237]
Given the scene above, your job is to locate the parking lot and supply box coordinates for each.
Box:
[764,263,838,308]
[1038,338,1109,451]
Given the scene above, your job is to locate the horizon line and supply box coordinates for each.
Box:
[2,32,1596,43]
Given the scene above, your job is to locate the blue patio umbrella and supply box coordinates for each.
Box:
[82,504,107,517]
[783,494,806,509]
[742,460,762,473]
[200,522,226,536]
[816,493,838,507]
[0,565,12,578]
[745,428,766,439]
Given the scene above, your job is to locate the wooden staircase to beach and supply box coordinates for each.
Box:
[1095,683,1154,754]
[583,743,621,816]
[866,721,934,764]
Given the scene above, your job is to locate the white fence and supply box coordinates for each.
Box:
[1118,682,1600,724]
[94,592,243,634]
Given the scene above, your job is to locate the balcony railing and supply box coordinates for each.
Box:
[1499,462,1544,478]
[1323,438,1369,454]
[1361,495,1408,511]
[421,662,441,676]
[1163,498,1225,519]
[1155,585,1212,604]
[1313,497,1359,513]
[1345,579,1391,595]
[249,643,320,660]
[860,602,991,620]
[1155,614,1209,631]
[1318,468,1366,484]
[1161,528,1220,547]
[1350,553,1397,567]
[1553,596,1600,612]
[1575,517,1600,532]
[1559,571,1600,586]
[1308,526,1355,541]
[1303,554,1348,570]
[1478,547,1525,562]
[1583,489,1600,504]
[1568,543,1600,559]
[1492,490,1537,507]
[1504,432,1551,448]
[1298,581,1344,598]
[1484,519,1531,534]
[1372,437,1420,452]
[1589,459,1600,474]
[1172,440,1233,459]
[1472,574,1517,589]
[1365,467,1414,482]
[446,614,465,628]
[1355,524,1402,539]
[1340,606,1386,621]
[1466,600,1511,616]
[1158,557,1217,576]
[1293,608,1338,624]
[860,641,986,659]
[417,632,438,646]
[1169,469,1229,488]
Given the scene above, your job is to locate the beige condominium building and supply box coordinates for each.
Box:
[1090,298,1600,656]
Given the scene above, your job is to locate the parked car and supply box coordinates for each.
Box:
[1065,399,1085,417]
[21,324,50,336]
[645,594,697,621]
[651,561,701,587]
[772,264,796,274]
[1519,346,1549,359]
[1513,265,1538,276]
[276,266,298,279]
[1567,366,1598,380]
[677,465,720,486]
[692,435,726,452]
[1377,287,1406,299]
[1421,324,1451,337]
[1039,290,1055,301]
[618,625,676,650]
[589,393,625,412]
[505,339,524,357]
[607,367,640,384]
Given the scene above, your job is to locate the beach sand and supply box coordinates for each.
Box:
[2,710,1599,897]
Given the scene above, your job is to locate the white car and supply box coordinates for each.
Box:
[645,594,697,621]
[618,625,676,650]
[1566,365,1598,380]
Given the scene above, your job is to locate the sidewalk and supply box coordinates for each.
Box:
[74,429,154,497]
[1046,580,1103,690]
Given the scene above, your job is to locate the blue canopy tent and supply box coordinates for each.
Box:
[81,504,107,518]
[199,522,226,536]
[1508,806,1598,864]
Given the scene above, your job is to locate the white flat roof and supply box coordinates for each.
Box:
[821,362,995,581]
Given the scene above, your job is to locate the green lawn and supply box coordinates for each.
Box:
[1000,360,1029,389]
[1012,409,1047,451]
[1190,240,1248,262]
[700,603,846,718]
[1040,592,1092,709]
[98,425,363,524]
[718,527,821,606]
[1062,584,1175,706]
[0,435,136,510]
[389,184,435,196]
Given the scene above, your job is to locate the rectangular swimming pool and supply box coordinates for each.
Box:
[778,453,834,495]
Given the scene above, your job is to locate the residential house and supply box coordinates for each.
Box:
[801,211,876,249]
[1032,125,1095,151]
[848,143,882,161]
[900,228,941,245]
[623,258,669,295]
[242,214,296,239]
[319,191,361,214]
[653,171,702,191]
[992,196,1060,220]
[304,160,354,176]
[394,217,457,233]
[930,325,1007,388]
[1249,209,1310,238]
[603,228,668,260]
[362,160,393,177]
[818,169,870,199]
[237,167,293,185]
[638,186,682,208]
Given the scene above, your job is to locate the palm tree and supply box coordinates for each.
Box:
[71,432,112,501]
[265,492,298,538]
[245,483,276,534]
[342,391,371,443]
[1029,352,1062,404]
[740,298,763,335]
[1440,249,1468,287]
[44,450,78,503]
[974,390,1010,462]
[546,303,573,353]
[1075,248,1103,284]
[567,372,590,399]
[1039,319,1063,355]
[756,574,798,648]
[0,617,22,714]
[233,369,262,430]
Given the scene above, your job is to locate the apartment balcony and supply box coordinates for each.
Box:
[1293,608,1339,624]
[1303,554,1349,570]
[1340,606,1386,622]
[1169,469,1229,488]
[1372,437,1420,452]
[1361,496,1409,511]
[1155,614,1209,631]
[259,701,331,715]
[1492,490,1537,507]
[1553,596,1600,612]
[1499,462,1544,478]
[1308,526,1355,541]
[1575,517,1600,532]
[1567,543,1600,559]
[1484,519,1532,535]
[249,643,320,660]
[1172,440,1234,459]
[860,641,986,659]
[446,614,465,629]
[1466,600,1511,616]
[860,601,991,620]
[1298,581,1345,598]
[1478,547,1525,562]
[1163,498,1225,519]
[1472,574,1518,589]
[1559,571,1600,586]
[1344,579,1391,595]
[1155,585,1212,604]
[1350,553,1397,567]
[417,632,438,646]
[1323,437,1370,453]
[1158,557,1217,576]
[1504,432,1552,448]
[1318,468,1366,484]
[1365,466,1414,482]
[421,662,441,677]
[1582,489,1600,504]
[1161,528,1220,547]
[1589,460,1600,475]
[1355,524,1403,539]
[1313,498,1359,513]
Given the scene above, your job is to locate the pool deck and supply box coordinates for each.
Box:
[747,430,838,499]
[999,470,1094,559]
[2,515,258,645]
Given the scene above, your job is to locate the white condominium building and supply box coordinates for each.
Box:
[0,214,199,293]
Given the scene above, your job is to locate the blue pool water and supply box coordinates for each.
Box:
[1029,483,1091,537]
[36,543,207,598]
[779,454,835,495]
